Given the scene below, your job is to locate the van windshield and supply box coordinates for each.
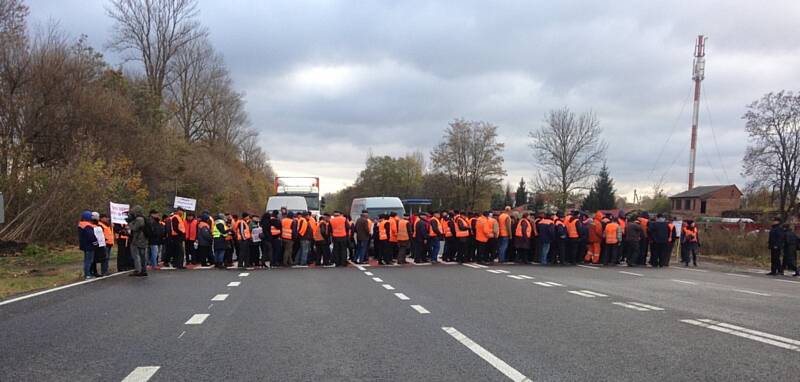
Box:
[367,208,405,219]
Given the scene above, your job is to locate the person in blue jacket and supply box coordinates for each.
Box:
[78,211,99,279]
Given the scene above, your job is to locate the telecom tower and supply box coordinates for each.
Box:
[688,35,706,190]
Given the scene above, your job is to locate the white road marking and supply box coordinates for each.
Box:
[673,267,708,273]
[517,275,534,280]
[372,277,383,282]
[355,264,366,271]
[579,290,608,297]
[612,302,649,311]
[682,319,800,352]
[698,319,800,346]
[732,289,771,297]
[364,272,374,276]
[568,290,597,298]
[382,284,395,290]
[121,366,160,382]
[440,261,459,265]
[619,271,643,276]
[544,281,563,286]
[411,305,430,314]
[211,294,228,301]
[463,263,482,269]
[473,264,489,268]
[442,327,531,382]
[577,264,598,269]
[725,273,751,278]
[775,279,800,284]
[207,304,213,310]
[185,314,210,325]
[0,271,132,307]
[486,270,505,274]
[671,279,697,285]
[628,302,665,311]
[507,275,525,280]
[178,330,186,339]
[238,272,249,277]
[494,270,511,274]
[227,281,241,287]
[534,282,554,287]
[394,293,410,300]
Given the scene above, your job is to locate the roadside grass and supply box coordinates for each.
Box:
[0,246,116,299]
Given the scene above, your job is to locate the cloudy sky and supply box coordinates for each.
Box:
[27,0,800,198]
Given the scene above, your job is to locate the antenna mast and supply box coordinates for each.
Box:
[688,35,706,190]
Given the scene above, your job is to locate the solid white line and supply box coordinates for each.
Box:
[671,279,697,285]
[682,319,800,351]
[364,271,374,276]
[473,264,489,268]
[211,294,228,301]
[121,366,160,382]
[725,273,751,278]
[628,302,664,311]
[698,319,800,346]
[227,281,241,287]
[382,284,395,290]
[568,291,596,298]
[238,272,249,277]
[577,264,598,270]
[507,275,524,280]
[673,267,708,273]
[411,305,430,314]
[442,327,531,382]
[463,263,481,269]
[0,271,132,307]
[533,282,553,287]
[775,279,800,284]
[619,271,643,276]
[517,275,534,280]
[732,289,771,297]
[372,277,383,282]
[394,293,410,300]
[580,290,608,297]
[185,313,209,325]
[355,264,366,271]
[612,302,649,311]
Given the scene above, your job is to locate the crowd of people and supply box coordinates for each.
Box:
[767,217,800,276]
[77,205,720,279]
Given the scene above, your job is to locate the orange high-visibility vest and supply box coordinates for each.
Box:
[378,219,388,241]
[98,222,114,246]
[682,226,698,242]
[330,216,347,238]
[515,218,532,238]
[389,217,398,242]
[442,218,453,238]
[565,216,579,239]
[185,219,198,241]
[235,219,252,241]
[454,216,470,238]
[638,217,649,238]
[498,213,510,237]
[281,218,293,240]
[313,220,325,241]
[169,214,186,237]
[604,222,620,244]
[297,218,309,237]
[428,217,441,237]
[475,216,492,243]
[309,217,320,239]
[270,220,281,236]
[397,219,410,241]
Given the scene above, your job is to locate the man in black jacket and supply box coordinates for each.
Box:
[413,213,429,263]
[768,217,785,275]
[648,214,670,268]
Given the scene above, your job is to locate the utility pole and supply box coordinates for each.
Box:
[688,35,706,190]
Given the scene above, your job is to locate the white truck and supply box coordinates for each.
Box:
[350,197,405,221]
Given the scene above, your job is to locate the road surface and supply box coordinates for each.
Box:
[1,262,798,381]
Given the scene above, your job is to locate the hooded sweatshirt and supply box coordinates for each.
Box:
[128,205,148,248]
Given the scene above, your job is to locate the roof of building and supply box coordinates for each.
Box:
[669,184,740,199]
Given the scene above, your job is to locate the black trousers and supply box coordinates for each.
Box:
[185,240,196,263]
[167,238,185,268]
[566,238,579,264]
[414,240,427,262]
[456,238,468,263]
[771,247,783,274]
[271,239,282,266]
[237,241,250,268]
[681,242,698,265]
[260,240,273,266]
[783,245,797,272]
[249,243,261,266]
[650,243,667,267]
[333,238,348,266]
[443,238,456,261]
[624,241,640,266]
[317,241,332,265]
[603,243,619,265]
[197,245,212,266]
[638,238,648,265]
[476,241,489,263]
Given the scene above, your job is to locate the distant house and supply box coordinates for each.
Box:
[669,185,742,217]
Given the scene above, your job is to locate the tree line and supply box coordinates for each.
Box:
[0,0,274,243]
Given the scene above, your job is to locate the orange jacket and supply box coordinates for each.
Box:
[99,222,114,247]
[185,219,198,241]
[565,216,579,239]
[330,216,347,238]
[498,213,510,237]
[604,222,620,244]
[475,216,493,243]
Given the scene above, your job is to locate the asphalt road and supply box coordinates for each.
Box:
[1,260,798,381]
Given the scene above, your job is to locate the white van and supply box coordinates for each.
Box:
[350,197,405,220]
[266,196,308,214]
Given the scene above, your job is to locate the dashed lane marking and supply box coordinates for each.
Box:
[185,314,209,325]
[394,293,410,300]
[517,275,534,279]
[612,302,649,311]
[673,267,708,273]
[682,319,800,352]
[671,279,697,285]
[364,272,374,276]
[355,264,366,271]
[238,272,249,277]
[372,277,383,282]
[211,294,228,301]
[463,263,482,269]
[577,264,599,270]
[382,284,395,290]
[619,271,643,276]
[732,289,771,297]
[775,279,800,284]
[121,366,160,382]
[507,275,525,280]
[725,273,751,278]
[227,281,241,287]
[411,305,430,314]
[442,327,532,382]
[533,281,562,287]
[568,290,597,298]
[579,290,608,297]
[487,270,505,274]
[628,302,665,311]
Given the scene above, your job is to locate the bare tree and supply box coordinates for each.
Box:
[742,91,800,220]
[430,119,506,210]
[530,107,607,211]
[106,0,206,99]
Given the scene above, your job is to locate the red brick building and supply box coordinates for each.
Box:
[669,184,742,217]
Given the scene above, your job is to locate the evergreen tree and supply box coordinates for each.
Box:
[503,183,514,207]
[581,164,616,211]
[515,178,528,207]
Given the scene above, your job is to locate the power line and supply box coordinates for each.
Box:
[645,84,694,184]
[701,86,731,184]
